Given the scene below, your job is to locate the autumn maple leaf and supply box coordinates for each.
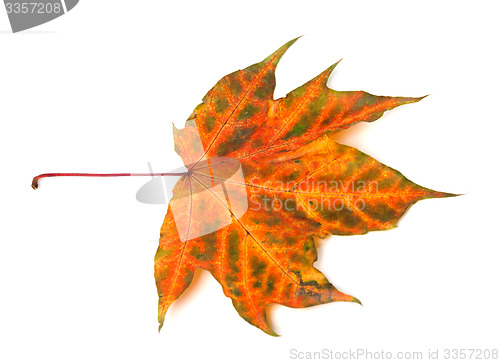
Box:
[154,38,455,336]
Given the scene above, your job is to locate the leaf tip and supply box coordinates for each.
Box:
[321,59,342,85]
[352,297,363,306]
[424,188,461,199]
[401,95,428,105]
[438,191,462,198]
[327,59,342,72]
[265,37,301,66]
[264,327,280,337]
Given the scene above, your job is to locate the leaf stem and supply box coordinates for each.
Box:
[31,172,186,190]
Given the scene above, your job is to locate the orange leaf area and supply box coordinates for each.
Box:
[155,38,455,335]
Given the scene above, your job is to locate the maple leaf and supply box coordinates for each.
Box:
[155,38,455,336]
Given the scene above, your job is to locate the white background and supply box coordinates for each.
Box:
[1,1,499,362]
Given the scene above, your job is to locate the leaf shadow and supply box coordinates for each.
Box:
[166,267,211,319]
[313,235,357,301]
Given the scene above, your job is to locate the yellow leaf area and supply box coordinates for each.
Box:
[155,38,455,335]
